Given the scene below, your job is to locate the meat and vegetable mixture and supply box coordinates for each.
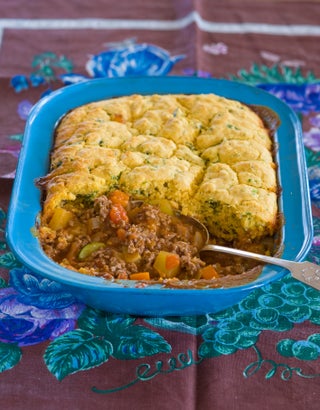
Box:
[39,189,276,284]
[39,190,215,281]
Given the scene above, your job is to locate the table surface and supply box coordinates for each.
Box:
[1,1,320,409]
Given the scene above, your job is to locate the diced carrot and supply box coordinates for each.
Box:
[109,204,129,225]
[109,190,130,207]
[165,253,180,271]
[199,265,219,280]
[129,272,150,281]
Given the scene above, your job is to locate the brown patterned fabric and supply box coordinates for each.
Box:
[0,1,320,409]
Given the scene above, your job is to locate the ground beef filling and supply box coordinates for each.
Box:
[40,191,210,281]
[40,190,275,282]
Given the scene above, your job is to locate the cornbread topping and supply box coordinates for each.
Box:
[37,93,281,285]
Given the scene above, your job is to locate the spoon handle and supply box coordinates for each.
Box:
[201,245,320,290]
[201,244,290,267]
[289,261,320,290]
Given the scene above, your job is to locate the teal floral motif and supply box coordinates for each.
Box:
[92,349,202,394]
[0,209,6,251]
[31,51,74,83]
[308,218,320,265]
[9,134,24,142]
[0,253,20,270]
[78,308,171,360]
[44,329,114,381]
[10,52,74,92]
[44,307,171,380]
[229,63,320,85]
[305,147,320,169]
[145,315,210,335]
[146,274,320,363]
[199,318,260,357]
[196,275,320,361]
[0,278,6,289]
[244,345,320,380]
[0,342,22,372]
[277,334,320,361]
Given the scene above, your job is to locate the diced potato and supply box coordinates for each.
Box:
[149,198,174,216]
[153,251,181,278]
[49,208,74,230]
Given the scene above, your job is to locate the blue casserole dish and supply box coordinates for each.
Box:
[6,76,313,316]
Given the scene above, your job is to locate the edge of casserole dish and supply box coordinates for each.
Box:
[6,76,313,316]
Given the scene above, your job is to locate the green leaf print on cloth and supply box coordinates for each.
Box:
[0,342,22,372]
[44,307,172,381]
[229,63,320,85]
[44,329,113,381]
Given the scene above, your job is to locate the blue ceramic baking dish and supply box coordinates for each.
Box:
[6,76,313,316]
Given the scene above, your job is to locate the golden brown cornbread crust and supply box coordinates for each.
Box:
[39,93,278,242]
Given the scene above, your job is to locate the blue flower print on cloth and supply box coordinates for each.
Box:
[257,82,320,114]
[17,100,33,121]
[309,166,320,205]
[86,43,185,78]
[10,75,29,92]
[0,267,84,346]
[304,114,320,153]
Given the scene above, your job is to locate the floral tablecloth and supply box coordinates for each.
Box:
[1,1,320,409]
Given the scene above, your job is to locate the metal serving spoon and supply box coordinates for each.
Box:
[177,209,320,290]
[133,200,320,290]
[200,244,320,290]
[174,208,320,290]
[176,210,320,290]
